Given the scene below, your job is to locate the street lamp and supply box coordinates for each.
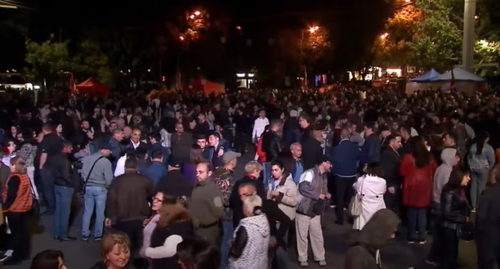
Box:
[309,26,319,33]
[380,32,389,39]
[194,10,201,16]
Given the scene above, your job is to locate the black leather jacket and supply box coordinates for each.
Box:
[439,187,471,230]
[262,130,282,161]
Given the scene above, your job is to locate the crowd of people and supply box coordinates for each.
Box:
[0,86,500,269]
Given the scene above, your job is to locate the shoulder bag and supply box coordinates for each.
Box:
[348,176,365,218]
[457,221,474,241]
[79,156,104,195]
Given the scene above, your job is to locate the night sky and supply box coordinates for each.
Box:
[0,0,390,72]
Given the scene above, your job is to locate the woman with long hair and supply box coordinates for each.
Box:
[177,237,220,269]
[145,199,194,269]
[30,249,67,269]
[353,162,387,230]
[439,169,471,269]
[182,144,207,184]
[0,157,33,265]
[468,131,495,211]
[139,192,169,257]
[1,140,17,167]
[16,133,40,200]
[399,136,436,244]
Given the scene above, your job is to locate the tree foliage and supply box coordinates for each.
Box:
[475,40,500,76]
[373,4,422,67]
[72,40,114,85]
[407,0,462,70]
[24,36,74,88]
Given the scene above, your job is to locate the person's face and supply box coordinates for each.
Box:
[57,256,67,269]
[461,173,471,186]
[16,133,23,142]
[196,164,211,182]
[291,145,302,158]
[189,120,196,129]
[259,110,265,118]
[102,149,112,157]
[321,161,332,172]
[152,192,164,211]
[131,130,141,142]
[63,146,73,154]
[109,122,117,131]
[106,244,130,269]
[208,135,218,146]
[56,124,63,134]
[10,126,17,134]
[114,131,124,141]
[175,112,182,119]
[391,137,402,149]
[443,135,455,146]
[197,139,207,149]
[7,142,15,154]
[271,165,284,179]
[81,121,90,130]
[239,185,255,201]
[298,117,308,129]
[198,114,205,121]
[175,124,184,133]
[123,127,132,137]
[391,122,399,131]
[381,130,391,138]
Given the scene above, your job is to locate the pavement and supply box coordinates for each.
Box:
[3,150,479,269]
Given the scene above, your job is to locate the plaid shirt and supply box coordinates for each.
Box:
[213,167,234,221]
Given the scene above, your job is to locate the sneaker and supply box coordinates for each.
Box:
[318,260,327,266]
[299,261,308,267]
[94,237,102,242]
[418,240,427,245]
[408,240,415,244]
[82,236,90,242]
[425,259,440,266]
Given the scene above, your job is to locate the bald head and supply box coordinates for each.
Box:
[196,162,212,182]
[341,128,350,139]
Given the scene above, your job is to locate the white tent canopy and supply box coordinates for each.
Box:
[430,67,486,82]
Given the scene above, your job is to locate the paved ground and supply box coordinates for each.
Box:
[3,151,479,269]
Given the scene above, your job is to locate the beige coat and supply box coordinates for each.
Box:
[268,174,298,220]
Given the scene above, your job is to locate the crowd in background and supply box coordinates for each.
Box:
[0,86,500,269]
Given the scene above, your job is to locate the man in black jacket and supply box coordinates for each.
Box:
[156,159,194,199]
[381,134,402,216]
[48,141,77,241]
[261,119,283,184]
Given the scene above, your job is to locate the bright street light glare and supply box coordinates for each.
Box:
[308,26,319,33]
[179,36,185,41]
[404,0,411,3]
[194,10,201,16]
[189,15,195,19]
[380,32,389,39]
[0,4,17,8]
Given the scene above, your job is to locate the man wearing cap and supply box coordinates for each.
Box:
[213,151,240,268]
[80,142,114,242]
[156,158,194,199]
[295,155,332,267]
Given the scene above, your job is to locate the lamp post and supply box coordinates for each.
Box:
[462,0,477,71]
[300,26,319,90]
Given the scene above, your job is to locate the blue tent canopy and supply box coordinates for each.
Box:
[409,69,441,82]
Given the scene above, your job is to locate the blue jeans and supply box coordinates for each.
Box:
[407,207,427,241]
[81,186,107,238]
[53,185,74,238]
[470,169,489,208]
[40,168,55,214]
[262,162,272,188]
[220,221,234,269]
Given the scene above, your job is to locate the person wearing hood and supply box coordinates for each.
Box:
[427,148,459,265]
[344,209,400,269]
[229,192,270,269]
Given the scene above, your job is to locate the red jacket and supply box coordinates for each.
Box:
[399,154,437,208]
[256,137,266,163]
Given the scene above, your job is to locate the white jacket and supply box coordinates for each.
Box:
[252,117,269,139]
[230,214,270,269]
[267,174,298,220]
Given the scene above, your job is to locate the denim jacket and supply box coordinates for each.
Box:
[468,143,495,170]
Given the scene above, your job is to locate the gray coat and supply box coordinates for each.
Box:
[296,167,329,216]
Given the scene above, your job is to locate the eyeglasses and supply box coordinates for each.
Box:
[153,197,163,202]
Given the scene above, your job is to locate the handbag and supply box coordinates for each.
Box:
[457,222,474,241]
[79,156,104,195]
[348,176,365,218]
